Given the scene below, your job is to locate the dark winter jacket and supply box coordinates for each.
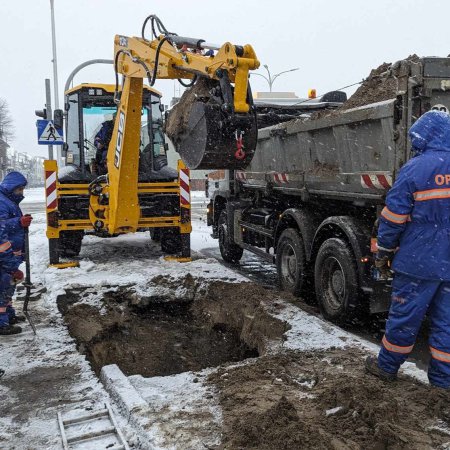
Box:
[378,110,450,280]
[0,171,27,272]
[94,120,114,165]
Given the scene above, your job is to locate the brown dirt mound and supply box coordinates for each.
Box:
[339,55,419,111]
[310,54,420,122]
[209,348,450,449]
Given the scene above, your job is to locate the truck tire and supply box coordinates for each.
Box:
[218,211,243,263]
[161,228,181,254]
[59,231,83,257]
[314,238,359,325]
[276,228,306,296]
[149,228,161,242]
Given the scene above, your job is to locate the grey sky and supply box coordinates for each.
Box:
[2,0,450,157]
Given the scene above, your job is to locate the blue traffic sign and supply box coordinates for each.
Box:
[37,120,64,145]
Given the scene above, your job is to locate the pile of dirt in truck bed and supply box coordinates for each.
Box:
[307,54,420,122]
[209,347,450,449]
[339,54,420,111]
[165,77,218,148]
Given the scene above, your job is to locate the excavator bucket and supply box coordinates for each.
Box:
[166,78,258,170]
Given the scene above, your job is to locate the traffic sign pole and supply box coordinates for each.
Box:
[45,78,54,160]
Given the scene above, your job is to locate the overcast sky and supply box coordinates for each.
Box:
[2,0,450,157]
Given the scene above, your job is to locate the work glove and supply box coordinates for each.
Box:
[20,214,33,228]
[375,250,394,280]
[11,270,24,284]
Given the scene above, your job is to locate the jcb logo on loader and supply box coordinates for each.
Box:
[114,111,125,169]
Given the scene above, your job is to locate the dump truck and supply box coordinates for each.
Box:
[206,56,450,324]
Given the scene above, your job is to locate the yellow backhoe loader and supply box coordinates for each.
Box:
[43,15,259,267]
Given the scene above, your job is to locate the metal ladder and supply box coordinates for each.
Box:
[57,403,129,450]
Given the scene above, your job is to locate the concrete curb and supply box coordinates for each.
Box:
[100,364,148,416]
[100,364,155,449]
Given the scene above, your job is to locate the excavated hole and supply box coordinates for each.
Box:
[56,279,276,378]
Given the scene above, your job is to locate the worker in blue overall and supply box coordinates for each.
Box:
[0,171,32,335]
[366,110,450,389]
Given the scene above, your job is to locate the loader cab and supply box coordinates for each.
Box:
[63,83,173,182]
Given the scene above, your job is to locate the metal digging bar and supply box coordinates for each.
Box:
[22,228,37,335]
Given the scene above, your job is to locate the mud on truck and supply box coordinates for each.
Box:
[207,56,450,324]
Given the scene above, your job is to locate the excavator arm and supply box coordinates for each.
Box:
[100,15,259,236]
[112,15,260,170]
[114,31,259,113]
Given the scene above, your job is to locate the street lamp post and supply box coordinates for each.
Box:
[251,65,300,92]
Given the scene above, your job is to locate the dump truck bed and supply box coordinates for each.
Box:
[241,99,399,201]
[236,57,450,204]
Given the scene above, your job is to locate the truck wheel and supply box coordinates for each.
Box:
[314,238,359,325]
[218,211,243,263]
[59,231,83,257]
[161,228,181,254]
[276,228,306,296]
[149,228,161,242]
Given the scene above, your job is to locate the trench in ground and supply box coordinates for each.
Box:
[55,277,286,378]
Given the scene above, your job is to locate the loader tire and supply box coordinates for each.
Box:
[48,238,59,265]
[59,231,83,257]
[218,211,243,263]
[276,228,306,296]
[161,228,181,255]
[314,238,359,326]
[149,228,161,242]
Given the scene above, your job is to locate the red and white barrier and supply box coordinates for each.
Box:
[179,168,190,206]
[360,174,392,190]
[273,173,289,184]
[45,170,58,209]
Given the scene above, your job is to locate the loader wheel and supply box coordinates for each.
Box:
[218,211,243,263]
[48,238,59,265]
[276,228,306,296]
[59,231,83,257]
[161,228,181,255]
[149,228,161,242]
[314,238,359,325]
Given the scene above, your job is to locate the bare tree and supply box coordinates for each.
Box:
[0,98,14,142]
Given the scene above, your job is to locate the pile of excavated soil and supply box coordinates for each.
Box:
[309,54,420,121]
[165,77,218,148]
[340,55,419,111]
[209,348,450,449]
[61,278,288,377]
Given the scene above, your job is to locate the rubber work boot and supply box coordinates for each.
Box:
[9,315,26,325]
[0,324,22,335]
[365,355,397,381]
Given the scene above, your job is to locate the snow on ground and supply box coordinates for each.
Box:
[23,186,45,204]
[0,194,430,449]
[271,302,429,384]
[0,203,245,449]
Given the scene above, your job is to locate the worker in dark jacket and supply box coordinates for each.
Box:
[94,114,116,174]
[0,172,32,335]
[366,110,450,389]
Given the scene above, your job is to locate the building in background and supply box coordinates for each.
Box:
[2,148,45,186]
[0,136,10,180]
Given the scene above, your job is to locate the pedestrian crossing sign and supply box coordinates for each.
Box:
[37,119,64,145]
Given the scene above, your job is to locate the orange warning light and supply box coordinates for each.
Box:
[308,89,317,99]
